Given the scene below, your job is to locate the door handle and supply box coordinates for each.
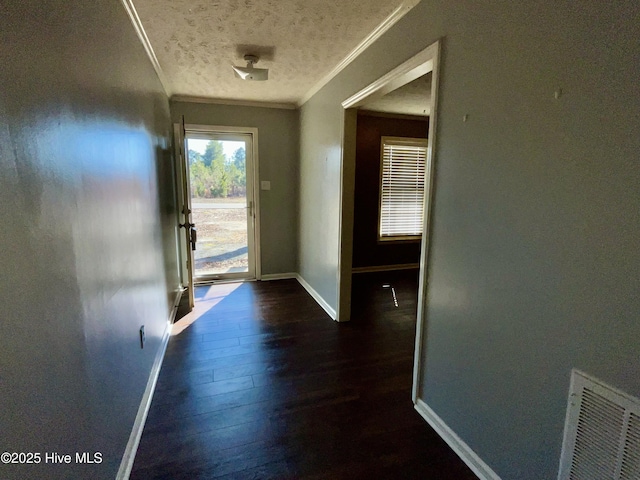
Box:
[179,222,197,250]
[248,201,253,218]
[190,227,197,251]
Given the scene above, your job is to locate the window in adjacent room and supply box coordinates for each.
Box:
[378,136,428,241]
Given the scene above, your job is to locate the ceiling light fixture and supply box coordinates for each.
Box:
[232,55,268,81]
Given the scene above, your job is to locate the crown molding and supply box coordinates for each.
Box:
[342,42,437,109]
[358,110,429,121]
[297,0,421,107]
[121,0,420,108]
[120,0,171,97]
[170,95,297,110]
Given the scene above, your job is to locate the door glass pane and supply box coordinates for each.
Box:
[186,137,248,277]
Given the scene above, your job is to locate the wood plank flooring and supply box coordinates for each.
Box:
[131,272,477,479]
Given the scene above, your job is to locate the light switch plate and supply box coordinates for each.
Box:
[261,180,271,190]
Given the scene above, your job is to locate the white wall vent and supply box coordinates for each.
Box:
[558,369,640,480]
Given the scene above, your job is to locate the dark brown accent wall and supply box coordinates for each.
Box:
[352,112,428,269]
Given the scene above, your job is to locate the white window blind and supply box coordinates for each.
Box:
[379,136,428,240]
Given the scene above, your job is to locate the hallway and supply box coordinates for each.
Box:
[131,273,477,479]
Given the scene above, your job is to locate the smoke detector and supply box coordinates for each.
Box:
[232,55,269,81]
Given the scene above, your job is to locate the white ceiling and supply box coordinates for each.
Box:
[361,72,432,116]
[132,0,416,106]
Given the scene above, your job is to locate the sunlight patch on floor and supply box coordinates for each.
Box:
[171,282,243,335]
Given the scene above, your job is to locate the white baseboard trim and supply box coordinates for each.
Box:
[414,399,501,480]
[171,287,184,313]
[116,290,181,480]
[352,263,419,274]
[295,274,337,321]
[261,272,297,281]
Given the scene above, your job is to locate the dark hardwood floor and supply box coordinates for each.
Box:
[131,271,477,479]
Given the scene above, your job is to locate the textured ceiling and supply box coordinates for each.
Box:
[132,0,407,105]
[361,73,432,116]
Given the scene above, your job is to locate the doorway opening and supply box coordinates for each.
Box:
[186,134,253,278]
[337,41,441,402]
[175,124,261,306]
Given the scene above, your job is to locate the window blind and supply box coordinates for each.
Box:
[379,137,427,240]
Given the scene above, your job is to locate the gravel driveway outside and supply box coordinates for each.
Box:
[191,198,248,275]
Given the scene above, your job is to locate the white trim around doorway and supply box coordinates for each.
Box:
[336,40,442,404]
[183,124,262,282]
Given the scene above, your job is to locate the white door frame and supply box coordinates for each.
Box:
[177,123,261,284]
[337,40,441,403]
[173,122,195,309]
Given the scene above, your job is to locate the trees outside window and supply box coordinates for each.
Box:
[188,141,246,198]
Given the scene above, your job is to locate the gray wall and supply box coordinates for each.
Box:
[299,95,343,308]
[298,1,640,478]
[0,1,179,478]
[170,102,299,276]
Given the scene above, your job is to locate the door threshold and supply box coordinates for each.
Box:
[194,277,256,286]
